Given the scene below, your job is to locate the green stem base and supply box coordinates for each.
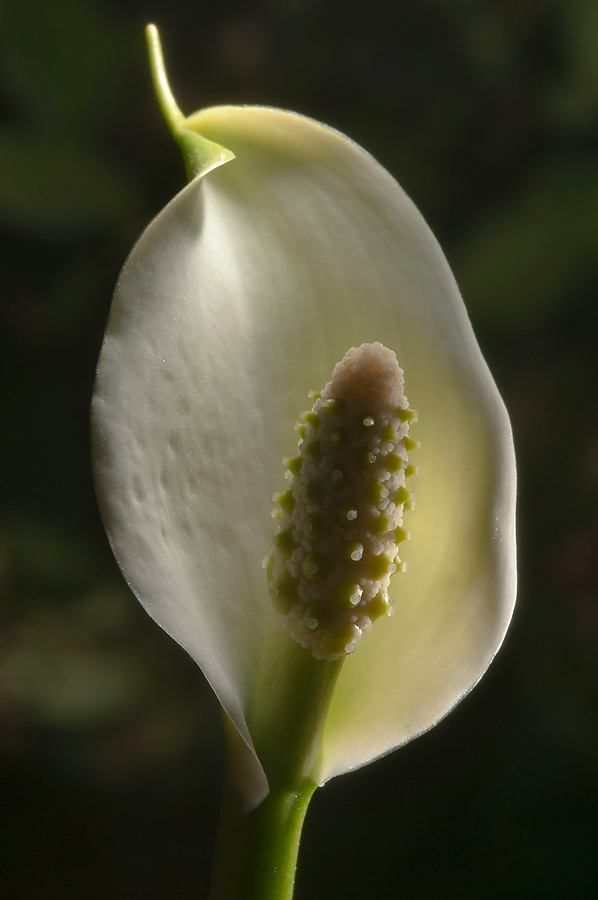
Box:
[209,776,317,900]
[209,622,342,899]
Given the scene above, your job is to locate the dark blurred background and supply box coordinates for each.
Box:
[1,0,597,897]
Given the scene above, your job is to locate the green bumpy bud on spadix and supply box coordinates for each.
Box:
[92,26,517,810]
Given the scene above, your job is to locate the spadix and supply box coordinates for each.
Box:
[267,342,419,661]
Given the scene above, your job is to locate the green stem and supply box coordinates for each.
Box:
[248,627,344,788]
[209,629,343,899]
[209,769,317,900]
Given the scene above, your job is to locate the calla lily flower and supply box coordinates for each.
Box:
[92,26,516,822]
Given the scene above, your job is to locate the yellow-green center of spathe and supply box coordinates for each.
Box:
[267,342,419,661]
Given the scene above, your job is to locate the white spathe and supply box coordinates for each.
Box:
[92,105,516,807]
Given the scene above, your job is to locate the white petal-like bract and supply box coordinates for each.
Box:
[93,105,516,807]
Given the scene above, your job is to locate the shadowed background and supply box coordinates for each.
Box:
[1,0,597,897]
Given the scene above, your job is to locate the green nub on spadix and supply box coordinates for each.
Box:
[267,342,419,661]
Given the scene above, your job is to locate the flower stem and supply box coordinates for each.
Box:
[248,628,344,788]
[209,770,317,900]
[210,630,344,899]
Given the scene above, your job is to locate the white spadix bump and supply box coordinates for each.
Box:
[267,342,419,660]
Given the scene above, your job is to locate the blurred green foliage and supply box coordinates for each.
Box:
[1,0,597,897]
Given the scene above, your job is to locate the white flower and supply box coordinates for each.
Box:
[92,27,516,809]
